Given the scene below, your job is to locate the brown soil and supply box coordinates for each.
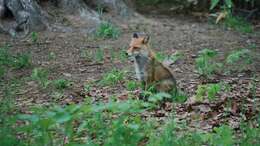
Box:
[1,13,260,131]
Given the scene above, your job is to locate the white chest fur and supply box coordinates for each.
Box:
[134,56,148,81]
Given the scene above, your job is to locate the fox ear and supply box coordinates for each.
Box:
[143,35,150,44]
[133,33,139,38]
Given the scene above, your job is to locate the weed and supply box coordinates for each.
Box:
[210,0,253,33]
[174,90,188,103]
[227,49,250,63]
[125,80,140,91]
[210,0,233,11]
[84,84,92,93]
[155,52,167,62]
[95,48,104,62]
[80,49,94,61]
[118,49,127,62]
[0,79,23,146]
[48,52,56,60]
[1,94,258,146]
[148,120,204,146]
[0,66,4,78]
[226,49,252,72]
[31,67,50,88]
[224,16,253,33]
[96,21,120,39]
[148,92,172,103]
[169,51,184,63]
[31,31,38,43]
[195,49,222,78]
[53,79,71,90]
[0,46,11,78]
[12,99,148,146]
[206,125,234,146]
[240,122,260,146]
[97,4,104,16]
[196,83,222,102]
[0,80,21,114]
[0,46,32,78]
[13,53,31,69]
[0,46,12,66]
[100,69,125,86]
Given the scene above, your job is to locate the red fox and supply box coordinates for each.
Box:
[126,32,177,93]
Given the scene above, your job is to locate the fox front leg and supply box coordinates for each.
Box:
[139,81,149,101]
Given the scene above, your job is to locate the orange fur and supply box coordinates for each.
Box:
[126,33,177,93]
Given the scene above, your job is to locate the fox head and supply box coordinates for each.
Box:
[126,33,151,58]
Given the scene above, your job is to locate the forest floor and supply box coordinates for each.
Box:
[1,13,260,132]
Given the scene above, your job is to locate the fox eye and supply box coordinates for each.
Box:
[133,47,140,50]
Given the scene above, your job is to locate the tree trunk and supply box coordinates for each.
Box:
[0,0,48,37]
[0,0,133,38]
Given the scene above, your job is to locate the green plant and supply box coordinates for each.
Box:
[210,0,233,11]
[169,51,184,63]
[196,83,221,102]
[210,0,253,33]
[97,4,105,16]
[118,49,127,62]
[84,84,92,93]
[48,52,56,60]
[224,16,253,33]
[148,120,205,146]
[225,49,253,73]
[195,49,222,78]
[96,21,120,39]
[0,45,12,66]
[31,68,50,88]
[240,123,260,146]
[0,78,24,146]
[148,92,172,103]
[155,52,167,62]
[174,90,188,103]
[31,31,38,43]
[226,49,251,64]
[1,91,259,146]
[80,49,94,61]
[95,48,104,63]
[0,46,32,78]
[0,66,5,78]
[53,79,71,90]
[13,53,31,69]
[100,69,125,86]
[10,99,149,146]
[125,81,140,91]
[204,125,234,146]
[0,46,10,78]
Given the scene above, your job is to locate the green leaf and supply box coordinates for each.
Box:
[18,114,39,123]
[210,0,220,10]
[54,112,72,123]
[224,0,233,8]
